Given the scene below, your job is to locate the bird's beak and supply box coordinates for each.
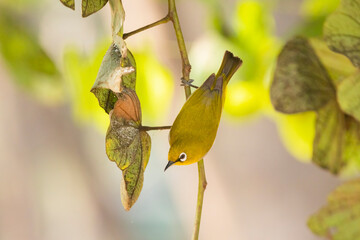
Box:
[164,161,176,171]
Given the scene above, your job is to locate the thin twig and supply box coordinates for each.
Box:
[193,160,207,239]
[167,1,207,239]
[123,15,171,40]
[140,125,172,131]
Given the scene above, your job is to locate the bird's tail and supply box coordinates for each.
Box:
[215,51,242,86]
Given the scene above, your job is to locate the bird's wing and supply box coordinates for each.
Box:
[169,80,222,147]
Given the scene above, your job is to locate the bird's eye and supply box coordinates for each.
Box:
[178,152,187,162]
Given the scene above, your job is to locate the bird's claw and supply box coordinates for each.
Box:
[180,78,198,89]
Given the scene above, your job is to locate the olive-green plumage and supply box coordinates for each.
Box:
[166,51,242,170]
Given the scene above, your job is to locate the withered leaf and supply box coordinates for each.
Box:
[270,37,335,114]
[120,131,150,210]
[105,89,151,210]
[91,43,136,113]
[111,84,141,124]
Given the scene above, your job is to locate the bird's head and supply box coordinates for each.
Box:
[165,142,197,171]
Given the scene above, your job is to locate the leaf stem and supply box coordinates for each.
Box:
[167,0,207,239]
[123,15,171,40]
[140,125,172,131]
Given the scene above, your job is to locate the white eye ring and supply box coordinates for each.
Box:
[178,152,187,162]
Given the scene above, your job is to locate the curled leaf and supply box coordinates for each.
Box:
[82,0,108,17]
[270,37,335,114]
[308,179,360,239]
[337,71,360,122]
[60,0,75,10]
[91,43,136,113]
[324,0,360,67]
[105,89,151,210]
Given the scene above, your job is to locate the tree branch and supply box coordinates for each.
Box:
[168,0,192,98]
[167,1,207,239]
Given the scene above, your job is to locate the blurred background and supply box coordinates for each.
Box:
[0,0,344,239]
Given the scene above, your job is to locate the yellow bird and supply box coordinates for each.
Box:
[165,51,242,170]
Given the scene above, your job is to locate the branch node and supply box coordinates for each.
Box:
[202,180,207,190]
[184,63,192,79]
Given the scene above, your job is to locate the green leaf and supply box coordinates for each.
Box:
[91,88,118,115]
[91,43,136,113]
[105,89,151,210]
[308,179,360,239]
[342,116,360,171]
[60,0,75,10]
[324,0,360,67]
[310,38,357,86]
[313,101,346,173]
[337,71,360,122]
[270,37,335,113]
[0,8,62,104]
[82,0,108,17]
[312,101,360,174]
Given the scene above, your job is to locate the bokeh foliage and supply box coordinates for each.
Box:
[190,0,278,118]
[271,0,360,175]
[270,0,360,238]
[308,179,360,239]
[0,6,62,104]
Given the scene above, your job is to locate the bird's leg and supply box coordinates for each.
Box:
[180,78,199,89]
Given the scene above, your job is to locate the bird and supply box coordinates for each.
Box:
[165,51,242,171]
